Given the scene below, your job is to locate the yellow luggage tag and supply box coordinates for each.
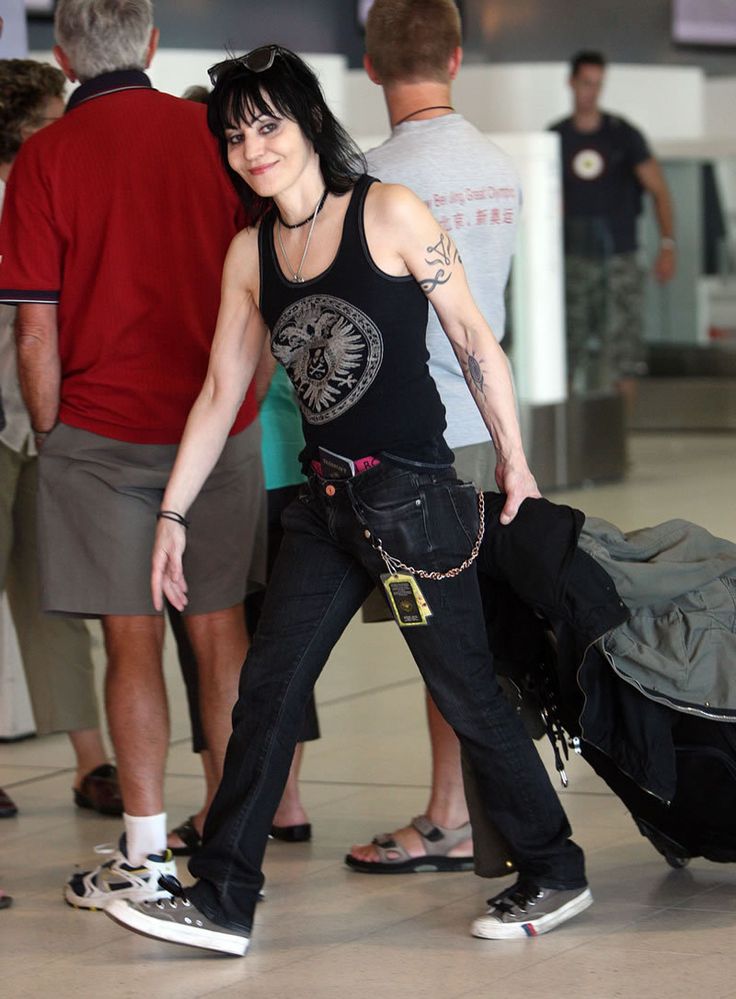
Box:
[380,572,432,627]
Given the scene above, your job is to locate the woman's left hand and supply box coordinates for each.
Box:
[495,458,541,525]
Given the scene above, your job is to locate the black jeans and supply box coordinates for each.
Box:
[188,461,586,932]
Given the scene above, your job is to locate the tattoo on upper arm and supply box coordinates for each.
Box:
[419,232,462,294]
[463,349,486,399]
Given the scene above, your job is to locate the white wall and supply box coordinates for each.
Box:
[705,76,736,137]
[148,50,348,117]
[494,132,567,405]
[345,71,387,138]
[345,62,705,141]
[29,49,348,116]
[28,49,704,143]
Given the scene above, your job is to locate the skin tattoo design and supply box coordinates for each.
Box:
[418,231,487,402]
[465,351,486,399]
[419,231,461,293]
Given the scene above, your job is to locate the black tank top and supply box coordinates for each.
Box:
[258,175,452,466]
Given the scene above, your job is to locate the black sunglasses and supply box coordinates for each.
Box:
[207,45,287,87]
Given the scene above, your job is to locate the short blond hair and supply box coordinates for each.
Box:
[366,0,461,85]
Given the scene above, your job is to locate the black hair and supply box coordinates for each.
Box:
[570,50,607,77]
[207,47,366,225]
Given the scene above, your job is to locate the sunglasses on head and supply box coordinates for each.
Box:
[207,45,287,87]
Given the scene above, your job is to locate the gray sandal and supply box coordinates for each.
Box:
[344,814,474,874]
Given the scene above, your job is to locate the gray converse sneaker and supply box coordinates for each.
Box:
[105,876,250,957]
[471,880,593,939]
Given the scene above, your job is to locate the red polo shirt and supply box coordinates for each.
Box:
[0,70,255,444]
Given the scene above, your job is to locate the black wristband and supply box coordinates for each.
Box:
[156,509,190,529]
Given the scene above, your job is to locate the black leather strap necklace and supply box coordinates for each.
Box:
[277,188,328,229]
[393,105,455,127]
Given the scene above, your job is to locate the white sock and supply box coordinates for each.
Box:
[123,811,167,865]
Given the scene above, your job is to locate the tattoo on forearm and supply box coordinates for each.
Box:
[463,350,486,399]
[419,232,462,294]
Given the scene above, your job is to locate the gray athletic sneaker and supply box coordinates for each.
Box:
[105,876,250,956]
[471,879,593,939]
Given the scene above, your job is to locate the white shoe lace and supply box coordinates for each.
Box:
[93,842,116,856]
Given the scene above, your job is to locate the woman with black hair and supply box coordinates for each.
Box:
[105,45,591,955]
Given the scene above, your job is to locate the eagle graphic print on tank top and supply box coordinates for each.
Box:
[271,294,384,425]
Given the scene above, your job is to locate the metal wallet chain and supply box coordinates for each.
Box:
[369,490,485,581]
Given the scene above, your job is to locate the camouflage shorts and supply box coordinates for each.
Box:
[565,251,647,392]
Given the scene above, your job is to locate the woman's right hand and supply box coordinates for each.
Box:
[151,518,189,612]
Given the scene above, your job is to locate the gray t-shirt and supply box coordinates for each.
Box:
[367,114,520,449]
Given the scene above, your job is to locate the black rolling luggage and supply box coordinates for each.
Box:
[580,714,736,867]
[482,576,736,870]
[476,494,736,872]
[536,626,736,868]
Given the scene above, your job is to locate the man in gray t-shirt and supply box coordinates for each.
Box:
[367,117,519,466]
[348,0,521,882]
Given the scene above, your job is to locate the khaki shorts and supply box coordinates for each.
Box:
[37,421,266,617]
[0,439,99,733]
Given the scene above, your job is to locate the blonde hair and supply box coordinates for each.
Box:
[366,0,461,85]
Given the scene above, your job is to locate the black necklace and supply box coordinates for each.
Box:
[393,105,455,127]
[277,189,328,229]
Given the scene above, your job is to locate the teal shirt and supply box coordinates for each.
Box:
[260,365,304,490]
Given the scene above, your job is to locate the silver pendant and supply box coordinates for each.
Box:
[277,190,325,287]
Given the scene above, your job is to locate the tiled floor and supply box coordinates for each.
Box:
[1,431,735,999]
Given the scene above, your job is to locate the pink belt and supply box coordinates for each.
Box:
[310,455,381,478]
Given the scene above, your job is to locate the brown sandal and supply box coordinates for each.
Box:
[0,788,18,819]
[73,764,123,816]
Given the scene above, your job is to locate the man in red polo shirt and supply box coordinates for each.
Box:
[0,0,265,907]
